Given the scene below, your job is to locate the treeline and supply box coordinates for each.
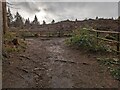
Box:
[7,8,55,29]
[7,8,120,31]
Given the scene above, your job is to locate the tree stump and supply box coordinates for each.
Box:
[12,38,19,46]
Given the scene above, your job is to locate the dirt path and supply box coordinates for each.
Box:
[3,37,119,88]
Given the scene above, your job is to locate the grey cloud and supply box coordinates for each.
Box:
[40,2,118,21]
[7,0,120,2]
[8,1,41,14]
[8,1,118,23]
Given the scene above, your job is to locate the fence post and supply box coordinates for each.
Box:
[117,33,120,55]
[96,32,99,44]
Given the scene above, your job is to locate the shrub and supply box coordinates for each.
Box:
[20,32,34,38]
[66,28,108,52]
[3,31,27,58]
[110,67,120,81]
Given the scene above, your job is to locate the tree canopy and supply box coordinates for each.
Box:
[32,15,40,25]
[14,12,24,27]
[7,8,13,27]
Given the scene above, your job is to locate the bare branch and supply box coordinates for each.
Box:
[7,2,16,5]
[6,2,20,6]
[7,4,20,9]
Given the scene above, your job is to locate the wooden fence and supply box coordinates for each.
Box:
[10,30,73,37]
[10,29,120,54]
[87,29,120,54]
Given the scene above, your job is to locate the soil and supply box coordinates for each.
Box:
[2,37,119,88]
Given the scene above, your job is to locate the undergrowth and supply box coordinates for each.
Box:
[65,28,110,53]
[97,57,120,81]
[65,27,120,81]
[3,31,26,58]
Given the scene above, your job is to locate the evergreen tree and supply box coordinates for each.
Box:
[7,8,13,27]
[111,17,114,20]
[25,18,30,26]
[14,12,24,27]
[96,16,98,20]
[32,15,40,25]
[51,19,55,24]
[118,16,120,20]
[75,19,78,21]
[43,20,46,25]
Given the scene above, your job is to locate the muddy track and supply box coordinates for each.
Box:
[3,37,119,88]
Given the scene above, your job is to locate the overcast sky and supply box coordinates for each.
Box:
[7,0,119,24]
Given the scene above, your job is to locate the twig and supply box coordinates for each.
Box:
[16,67,29,73]
[55,59,90,65]
[55,59,76,64]
[20,55,31,60]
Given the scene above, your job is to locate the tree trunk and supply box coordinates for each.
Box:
[2,0,7,34]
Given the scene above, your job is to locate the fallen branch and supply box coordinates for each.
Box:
[20,55,31,60]
[55,59,76,64]
[9,70,24,79]
[55,59,90,65]
[16,67,29,73]
[40,38,50,41]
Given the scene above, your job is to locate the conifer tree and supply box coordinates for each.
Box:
[32,15,40,25]
[43,20,46,25]
[7,8,13,27]
[25,18,30,26]
[14,12,24,28]
[51,19,55,24]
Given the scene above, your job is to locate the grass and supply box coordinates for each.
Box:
[65,28,110,53]
[65,27,120,81]
[3,31,27,58]
[19,32,35,38]
[97,57,120,66]
[97,57,120,81]
[110,67,120,80]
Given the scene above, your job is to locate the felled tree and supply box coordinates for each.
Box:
[7,8,13,27]
[14,12,24,28]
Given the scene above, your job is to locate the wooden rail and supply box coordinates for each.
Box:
[87,29,120,54]
[10,28,120,54]
[10,30,73,37]
[90,29,120,34]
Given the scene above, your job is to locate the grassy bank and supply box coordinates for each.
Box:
[2,31,26,58]
[65,28,120,81]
